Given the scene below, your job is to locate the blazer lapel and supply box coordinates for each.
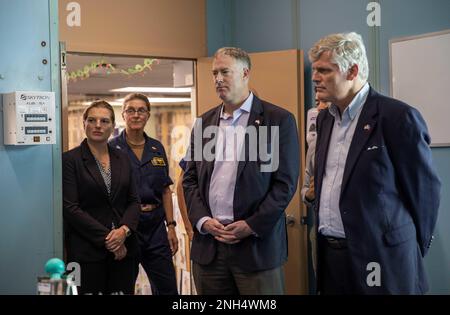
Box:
[340,91,378,194]
[315,111,334,201]
[201,106,221,203]
[81,139,110,199]
[236,96,264,181]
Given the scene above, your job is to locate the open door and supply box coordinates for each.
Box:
[195,50,307,294]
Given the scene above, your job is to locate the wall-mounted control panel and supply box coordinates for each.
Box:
[2,91,56,145]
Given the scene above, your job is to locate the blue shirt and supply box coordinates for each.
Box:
[196,92,253,233]
[318,83,370,238]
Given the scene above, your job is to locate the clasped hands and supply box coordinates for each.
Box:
[202,219,255,244]
[105,226,127,260]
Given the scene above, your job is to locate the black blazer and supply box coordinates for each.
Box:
[63,139,140,262]
[314,87,441,294]
[183,96,300,272]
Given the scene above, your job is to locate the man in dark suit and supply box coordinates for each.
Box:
[183,47,299,294]
[310,32,441,294]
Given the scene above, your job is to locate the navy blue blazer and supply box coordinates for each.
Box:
[183,96,300,272]
[314,87,441,294]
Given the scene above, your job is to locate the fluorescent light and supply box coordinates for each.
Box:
[110,87,192,93]
[149,97,191,103]
[115,97,191,104]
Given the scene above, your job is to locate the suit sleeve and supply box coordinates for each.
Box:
[183,119,212,227]
[246,113,300,238]
[385,106,441,256]
[119,156,141,232]
[62,153,110,248]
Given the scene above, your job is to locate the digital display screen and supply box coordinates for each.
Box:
[25,127,48,135]
[24,114,48,122]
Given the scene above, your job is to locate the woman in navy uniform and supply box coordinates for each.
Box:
[109,93,178,295]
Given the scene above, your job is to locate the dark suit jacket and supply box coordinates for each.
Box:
[63,139,140,262]
[314,87,441,294]
[183,96,300,272]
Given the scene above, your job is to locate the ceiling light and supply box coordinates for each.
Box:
[110,87,192,93]
[115,97,191,104]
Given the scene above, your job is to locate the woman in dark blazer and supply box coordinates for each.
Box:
[63,100,140,294]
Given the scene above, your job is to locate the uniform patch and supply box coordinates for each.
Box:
[151,157,166,166]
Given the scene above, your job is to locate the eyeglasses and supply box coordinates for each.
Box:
[124,108,149,115]
[85,117,112,126]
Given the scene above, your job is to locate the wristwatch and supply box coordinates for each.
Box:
[121,225,131,237]
[166,220,177,228]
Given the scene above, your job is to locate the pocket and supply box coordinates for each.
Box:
[141,162,167,188]
[383,222,416,246]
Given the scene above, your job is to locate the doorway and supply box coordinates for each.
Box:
[65,53,194,181]
[63,52,195,294]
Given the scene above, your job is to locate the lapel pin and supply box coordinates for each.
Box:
[255,119,260,125]
[152,146,157,150]
[363,124,371,131]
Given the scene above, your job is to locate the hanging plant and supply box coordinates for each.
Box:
[68,58,158,82]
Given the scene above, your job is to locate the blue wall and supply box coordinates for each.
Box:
[207,0,234,55]
[206,0,450,294]
[233,0,295,52]
[377,0,450,294]
[0,0,62,294]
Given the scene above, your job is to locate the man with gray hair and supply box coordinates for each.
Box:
[310,32,440,294]
[183,47,299,294]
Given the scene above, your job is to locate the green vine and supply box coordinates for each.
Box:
[68,58,158,82]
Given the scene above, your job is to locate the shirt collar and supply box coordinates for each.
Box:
[329,82,370,121]
[220,92,253,122]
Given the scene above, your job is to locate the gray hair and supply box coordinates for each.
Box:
[214,47,252,70]
[309,32,369,81]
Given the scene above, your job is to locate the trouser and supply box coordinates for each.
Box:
[136,218,178,295]
[192,242,285,295]
[318,233,355,295]
[78,255,136,295]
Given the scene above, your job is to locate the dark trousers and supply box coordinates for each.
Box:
[137,219,178,295]
[78,255,136,295]
[318,234,355,295]
[192,242,285,295]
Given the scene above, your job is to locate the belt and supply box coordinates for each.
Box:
[140,204,160,212]
[320,234,347,249]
